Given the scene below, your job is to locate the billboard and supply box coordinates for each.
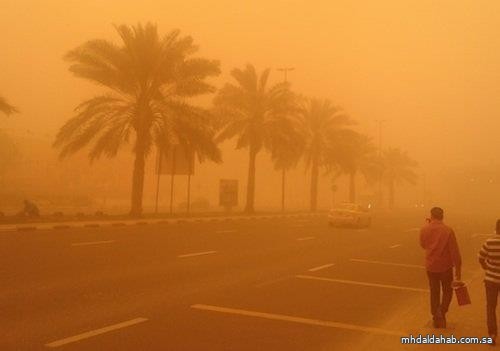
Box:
[157,146,194,175]
[219,179,238,208]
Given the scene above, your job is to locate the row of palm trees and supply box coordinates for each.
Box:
[3,23,418,216]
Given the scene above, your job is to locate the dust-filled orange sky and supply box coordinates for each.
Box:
[2,0,500,170]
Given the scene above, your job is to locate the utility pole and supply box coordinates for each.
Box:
[277,67,295,212]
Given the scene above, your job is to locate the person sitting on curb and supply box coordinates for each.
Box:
[420,207,462,328]
[478,219,500,346]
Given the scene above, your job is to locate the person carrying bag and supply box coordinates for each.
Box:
[420,207,462,329]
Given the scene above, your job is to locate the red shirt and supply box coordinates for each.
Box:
[420,220,462,273]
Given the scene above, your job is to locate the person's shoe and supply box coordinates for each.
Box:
[432,317,445,328]
[432,311,446,328]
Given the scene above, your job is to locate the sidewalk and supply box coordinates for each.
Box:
[350,269,492,350]
[0,212,324,232]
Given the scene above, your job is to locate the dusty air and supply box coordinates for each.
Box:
[1,1,500,350]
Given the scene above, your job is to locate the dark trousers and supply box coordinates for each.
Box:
[427,268,453,319]
[485,281,500,336]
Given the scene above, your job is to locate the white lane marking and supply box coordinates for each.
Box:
[71,240,115,247]
[191,304,404,336]
[297,236,315,241]
[45,317,148,348]
[296,275,428,293]
[216,230,237,234]
[178,250,217,258]
[472,233,494,238]
[308,263,335,272]
[350,258,425,269]
[389,244,402,249]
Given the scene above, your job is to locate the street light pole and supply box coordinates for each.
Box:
[375,119,386,208]
[277,67,295,212]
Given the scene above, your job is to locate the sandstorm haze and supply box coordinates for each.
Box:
[2,0,500,214]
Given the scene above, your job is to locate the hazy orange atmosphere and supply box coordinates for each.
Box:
[2,1,500,350]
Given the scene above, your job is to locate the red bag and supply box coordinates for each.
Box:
[454,283,471,306]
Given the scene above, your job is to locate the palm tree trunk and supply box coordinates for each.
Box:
[349,171,356,203]
[389,179,395,209]
[310,153,319,212]
[245,145,258,213]
[130,138,146,217]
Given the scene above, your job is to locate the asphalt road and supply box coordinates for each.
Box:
[0,212,490,350]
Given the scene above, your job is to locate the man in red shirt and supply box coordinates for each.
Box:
[420,207,462,328]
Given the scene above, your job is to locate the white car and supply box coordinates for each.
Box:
[328,203,371,228]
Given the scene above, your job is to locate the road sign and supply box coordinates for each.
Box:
[157,146,194,175]
[219,179,238,208]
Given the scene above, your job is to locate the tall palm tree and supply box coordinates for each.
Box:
[381,148,418,208]
[54,23,221,216]
[299,98,352,211]
[331,131,379,203]
[0,96,17,115]
[214,64,295,213]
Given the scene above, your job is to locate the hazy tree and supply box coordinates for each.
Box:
[0,130,18,188]
[330,131,379,203]
[0,96,17,115]
[299,98,352,211]
[381,148,418,208]
[214,64,295,213]
[268,114,304,211]
[54,23,221,216]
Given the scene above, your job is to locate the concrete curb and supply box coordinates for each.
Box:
[4,213,325,233]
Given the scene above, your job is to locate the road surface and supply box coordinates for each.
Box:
[0,213,488,350]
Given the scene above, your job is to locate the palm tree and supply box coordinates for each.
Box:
[299,98,352,211]
[0,96,17,115]
[331,131,379,203]
[214,64,295,213]
[268,115,304,211]
[54,23,221,216]
[381,148,418,208]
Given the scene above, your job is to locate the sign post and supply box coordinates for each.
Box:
[155,145,195,215]
[219,179,238,212]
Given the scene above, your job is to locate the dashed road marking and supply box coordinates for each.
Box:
[178,250,217,258]
[45,317,148,348]
[297,236,315,241]
[389,244,402,249]
[296,275,428,292]
[71,240,115,247]
[308,263,335,272]
[350,258,425,269]
[191,304,404,336]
